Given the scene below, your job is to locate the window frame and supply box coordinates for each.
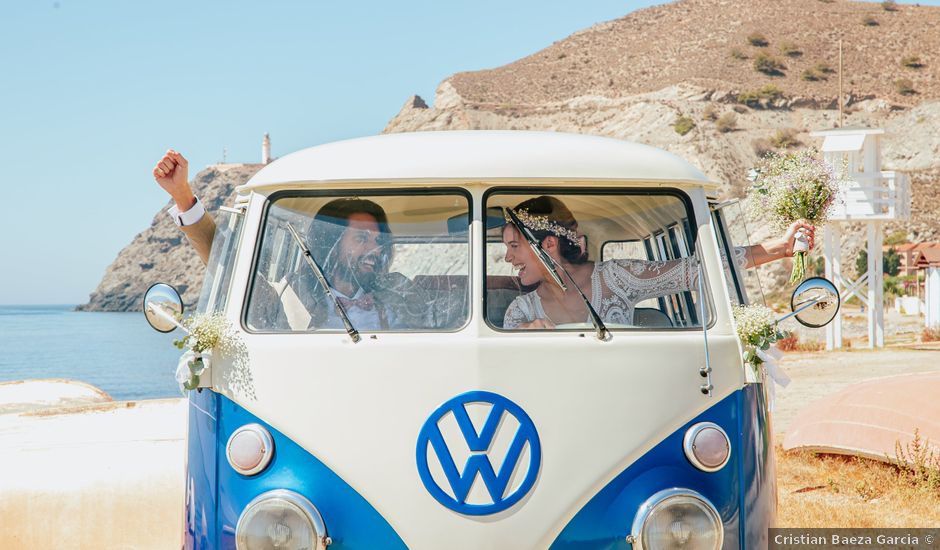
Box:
[710,204,749,305]
[240,187,474,335]
[197,209,245,316]
[482,186,714,333]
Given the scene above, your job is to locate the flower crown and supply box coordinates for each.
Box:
[505,208,581,246]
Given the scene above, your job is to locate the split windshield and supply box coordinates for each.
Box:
[244,192,471,333]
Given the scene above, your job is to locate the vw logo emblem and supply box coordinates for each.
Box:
[416,391,541,516]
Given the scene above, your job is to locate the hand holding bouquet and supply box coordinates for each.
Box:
[750,148,840,284]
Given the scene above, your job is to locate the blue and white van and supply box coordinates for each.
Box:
[145,131,837,549]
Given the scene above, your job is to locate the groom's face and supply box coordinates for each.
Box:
[335,212,386,287]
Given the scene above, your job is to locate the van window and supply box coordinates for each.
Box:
[712,201,758,305]
[197,210,244,315]
[485,191,709,331]
[244,192,470,333]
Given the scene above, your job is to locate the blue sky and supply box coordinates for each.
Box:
[0,1,933,305]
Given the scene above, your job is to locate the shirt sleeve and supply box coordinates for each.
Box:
[167,196,206,227]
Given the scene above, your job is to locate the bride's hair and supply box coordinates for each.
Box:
[511,196,588,264]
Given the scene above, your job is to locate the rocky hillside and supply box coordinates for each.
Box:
[82,0,940,310]
[78,164,262,311]
[448,0,940,106]
[384,0,940,288]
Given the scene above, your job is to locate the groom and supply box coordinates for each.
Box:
[152,150,428,330]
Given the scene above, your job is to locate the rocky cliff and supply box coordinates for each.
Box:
[82,0,940,310]
[78,164,262,311]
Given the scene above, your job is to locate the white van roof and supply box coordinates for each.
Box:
[238,130,716,192]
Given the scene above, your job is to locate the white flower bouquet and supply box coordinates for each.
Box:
[732,304,792,408]
[173,312,242,391]
[732,304,787,367]
[750,148,840,284]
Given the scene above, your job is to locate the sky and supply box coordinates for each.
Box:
[0,0,934,305]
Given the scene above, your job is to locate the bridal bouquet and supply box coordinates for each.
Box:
[173,312,241,391]
[732,304,787,366]
[750,148,840,284]
[732,304,791,408]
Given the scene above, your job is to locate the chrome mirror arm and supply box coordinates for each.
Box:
[145,301,189,334]
[776,293,827,324]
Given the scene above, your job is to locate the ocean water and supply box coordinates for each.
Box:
[0,305,185,401]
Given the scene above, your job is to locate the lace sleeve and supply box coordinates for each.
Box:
[606,246,748,305]
[722,246,748,270]
[608,258,699,303]
[503,295,534,329]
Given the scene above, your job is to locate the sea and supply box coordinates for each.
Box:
[0,305,184,401]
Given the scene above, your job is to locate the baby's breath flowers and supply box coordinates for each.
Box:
[750,148,840,284]
[733,304,792,410]
[173,313,242,391]
[732,304,788,368]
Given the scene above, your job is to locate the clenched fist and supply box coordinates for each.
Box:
[153,149,195,211]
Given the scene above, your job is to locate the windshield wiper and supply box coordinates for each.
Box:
[286,223,361,343]
[504,208,609,340]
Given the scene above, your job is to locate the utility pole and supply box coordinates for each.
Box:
[838,39,844,128]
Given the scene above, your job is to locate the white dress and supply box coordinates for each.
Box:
[503,247,748,329]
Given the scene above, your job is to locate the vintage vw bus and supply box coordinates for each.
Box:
[145,131,838,549]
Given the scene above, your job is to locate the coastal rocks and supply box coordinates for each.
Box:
[77,163,262,312]
[83,0,940,311]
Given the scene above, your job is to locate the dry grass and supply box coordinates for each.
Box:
[776,445,940,527]
[776,333,824,352]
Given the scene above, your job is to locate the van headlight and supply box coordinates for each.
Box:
[629,489,722,550]
[236,490,330,550]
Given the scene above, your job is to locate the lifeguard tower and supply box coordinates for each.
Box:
[810,127,911,349]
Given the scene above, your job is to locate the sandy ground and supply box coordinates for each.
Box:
[0,395,186,549]
[772,348,940,436]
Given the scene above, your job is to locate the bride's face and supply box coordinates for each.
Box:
[503,225,548,286]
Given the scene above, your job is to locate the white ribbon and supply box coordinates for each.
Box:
[792,228,810,254]
[755,344,790,411]
[175,350,211,393]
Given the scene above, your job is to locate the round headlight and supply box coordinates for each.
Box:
[683,422,730,472]
[630,489,722,550]
[227,424,275,476]
[236,490,329,550]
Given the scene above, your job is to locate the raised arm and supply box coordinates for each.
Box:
[613,219,818,303]
[738,220,816,269]
[152,150,216,265]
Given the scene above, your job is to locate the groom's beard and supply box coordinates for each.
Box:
[335,249,385,292]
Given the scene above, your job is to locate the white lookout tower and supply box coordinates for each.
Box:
[262,133,272,165]
[809,127,911,349]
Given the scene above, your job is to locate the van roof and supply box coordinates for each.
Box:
[237,131,717,192]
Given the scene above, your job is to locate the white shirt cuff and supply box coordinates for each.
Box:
[167,197,206,227]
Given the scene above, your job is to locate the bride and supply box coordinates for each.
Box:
[501,196,814,329]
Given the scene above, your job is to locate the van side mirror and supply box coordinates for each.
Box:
[787,277,840,328]
[143,283,184,333]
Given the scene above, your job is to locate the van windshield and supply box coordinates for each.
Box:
[244,192,470,333]
[485,191,710,331]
